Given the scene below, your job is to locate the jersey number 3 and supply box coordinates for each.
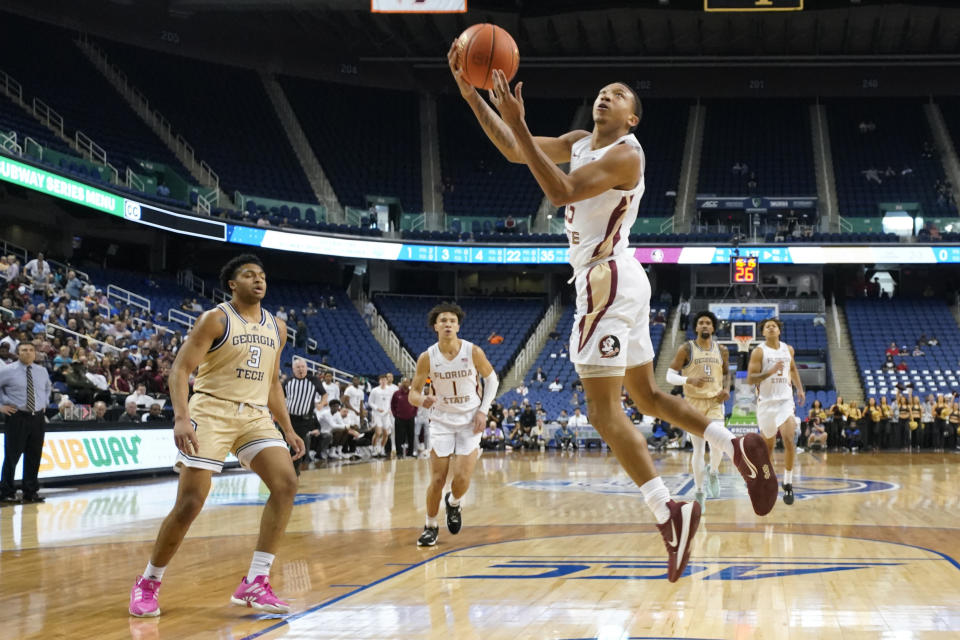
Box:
[247,345,261,368]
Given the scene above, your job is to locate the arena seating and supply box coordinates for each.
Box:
[0,14,191,187]
[98,40,315,203]
[699,99,816,197]
[845,298,960,397]
[265,283,395,377]
[827,99,953,217]
[438,95,579,218]
[280,77,422,213]
[373,295,546,378]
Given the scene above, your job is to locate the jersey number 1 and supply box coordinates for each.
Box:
[247,346,261,368]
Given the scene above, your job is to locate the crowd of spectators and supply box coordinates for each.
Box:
[1,252,181,423]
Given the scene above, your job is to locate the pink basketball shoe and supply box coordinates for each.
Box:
[230,575,290,614]
[129,575,161,617]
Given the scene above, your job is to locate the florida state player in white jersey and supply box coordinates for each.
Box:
[409,302,498,548]
[746,317,805,506]
[449,41,780,581]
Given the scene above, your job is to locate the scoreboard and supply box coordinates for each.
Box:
[705,0,803,11]
[730,256,759,284]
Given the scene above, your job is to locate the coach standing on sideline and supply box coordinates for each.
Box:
[284,358,326,475]
[391,376,418,458]
[0,343,52,504]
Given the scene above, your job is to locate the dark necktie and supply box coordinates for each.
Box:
[26,366,35,412]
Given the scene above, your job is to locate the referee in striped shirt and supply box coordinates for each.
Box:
[284,358,326,474]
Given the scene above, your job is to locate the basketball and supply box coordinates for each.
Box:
[455,23,519,91]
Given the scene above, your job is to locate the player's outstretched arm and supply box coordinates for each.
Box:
[488,70,639,206]
[448,41,586,164]
[169,309,225,455]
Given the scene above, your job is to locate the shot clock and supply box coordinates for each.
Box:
[730,256,759,285]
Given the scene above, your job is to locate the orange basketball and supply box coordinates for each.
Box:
[455,23,519,91]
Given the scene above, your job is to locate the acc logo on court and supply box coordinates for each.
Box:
[599,335,620,358]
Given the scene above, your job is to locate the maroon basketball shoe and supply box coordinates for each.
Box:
[733,433,778,515]
[656,499,701,583]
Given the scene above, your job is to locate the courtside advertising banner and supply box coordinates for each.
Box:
[372,0,466,12]
[0,428,237,480]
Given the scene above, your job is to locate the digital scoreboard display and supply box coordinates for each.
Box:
[730,256,759,284]
[705,0,803,11]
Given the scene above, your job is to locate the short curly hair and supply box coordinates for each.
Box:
[693,310,718,332]
[219,254,265,291]
[427,302,465,330]
[758,317,783,334]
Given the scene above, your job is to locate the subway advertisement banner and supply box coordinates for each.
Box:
[0,428,237,480]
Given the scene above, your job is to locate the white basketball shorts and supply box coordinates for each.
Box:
[757,399,796,438]
[570,255,653,372]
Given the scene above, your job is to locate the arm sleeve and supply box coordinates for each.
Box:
[479,371,499,414]
[666,368,687,386]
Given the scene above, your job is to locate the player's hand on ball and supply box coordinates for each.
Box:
[490,69,524,127]
[173,416,199,456]
[287,432,306,460]
[448,40,475,98]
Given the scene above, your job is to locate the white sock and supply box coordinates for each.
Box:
[639,476,672,524]
[708,422,725,472]
[246,551,275,582]
[703,422,735,461]
[448,494,461,507]
[425,515,438,528]
[143,562,166,581]
[785,468,793,484]
[691,436,706,491]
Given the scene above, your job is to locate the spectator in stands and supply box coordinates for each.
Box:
[117,396,140,423]
[548,378,563,392]
[23,253,51,293]
[0,343,14,365]
[362,300,376,329]
[4,256,20,283]
[64,362,99,405]
[885,343,899,358]
[652,309,666,325]
[141,401,165,423]
[514,382,528,398]
[678,299,690,331]
[480,420,504,451]
[806,416,827,450]
[556,422,577,451]
[569,407,589,429]
[896,360,908,372]
[49,397,74,423]
[90,400,108,423]
[275,306,288,322]
[556,409,569,426]
[912,344,925,357]
[127,383,154,409]
[532,366,546,387]
[64,271,84,299]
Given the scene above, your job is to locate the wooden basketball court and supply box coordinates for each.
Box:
[2,449,958,639]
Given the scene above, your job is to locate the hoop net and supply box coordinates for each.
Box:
[734,335,754,353]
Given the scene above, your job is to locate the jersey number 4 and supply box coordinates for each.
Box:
[703,364,712,376]
[247,345,261,368]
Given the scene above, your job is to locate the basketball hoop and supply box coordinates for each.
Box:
[734,335,753,353]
